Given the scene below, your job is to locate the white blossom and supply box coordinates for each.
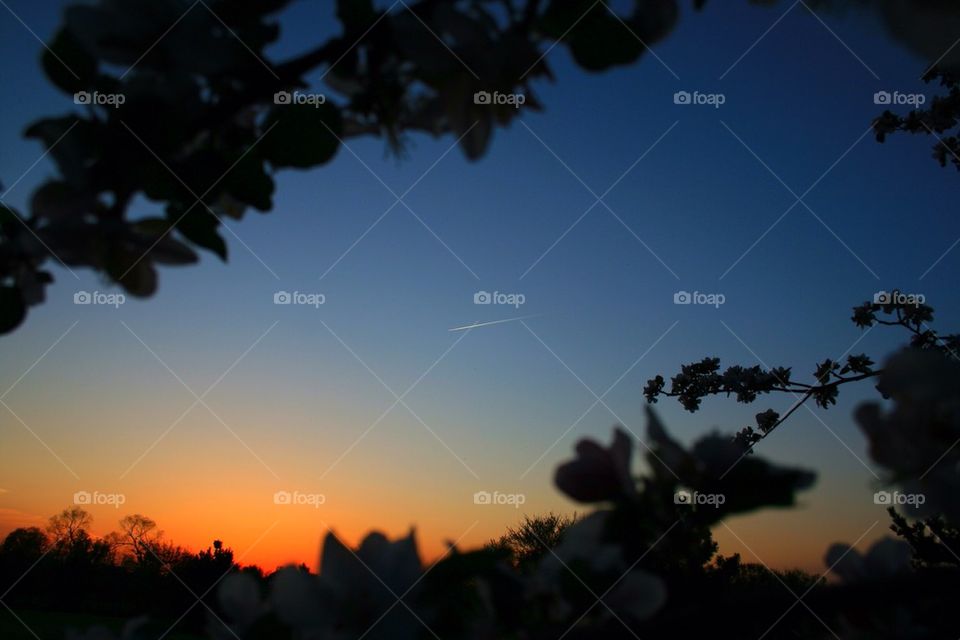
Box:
[824,537,912,583]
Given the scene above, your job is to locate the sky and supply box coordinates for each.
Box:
[1,0,958,574]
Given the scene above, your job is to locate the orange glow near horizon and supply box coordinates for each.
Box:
[0,343,889,577]
[0,476,880,575]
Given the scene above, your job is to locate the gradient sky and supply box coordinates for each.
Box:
[1,0,958,574]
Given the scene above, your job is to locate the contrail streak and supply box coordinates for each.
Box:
[448,315,540,332]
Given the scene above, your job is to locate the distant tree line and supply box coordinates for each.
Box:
[0,507,262,635]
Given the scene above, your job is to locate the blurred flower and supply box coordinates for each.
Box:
[824,537,912,582]
[647,405,748,477]
[855,349,960,523]
[604,570,668,622]
[646,406,691,476]
[217,571,265,630]
[320,528,421,598]
[267,529,423,640]
[646,407,815,517]
[542,511,621,575]
[270,565,329,631]
[877,2,960,71]
[690,432,748,478]
[533,511,666,623]
[555,428,636,503]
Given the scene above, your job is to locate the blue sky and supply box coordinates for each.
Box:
[1,0,958,570]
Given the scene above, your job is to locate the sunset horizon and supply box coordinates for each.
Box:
[2,1,959,638]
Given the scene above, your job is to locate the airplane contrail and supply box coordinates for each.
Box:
[448,314,540,332]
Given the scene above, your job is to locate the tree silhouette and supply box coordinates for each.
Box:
[887,507,960,568]
[486,512,577,570]
[0,527,49,565]
[46,506,92,548]
[873,69,960,170]
[645,295,958,449]
[106,513,163,567]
